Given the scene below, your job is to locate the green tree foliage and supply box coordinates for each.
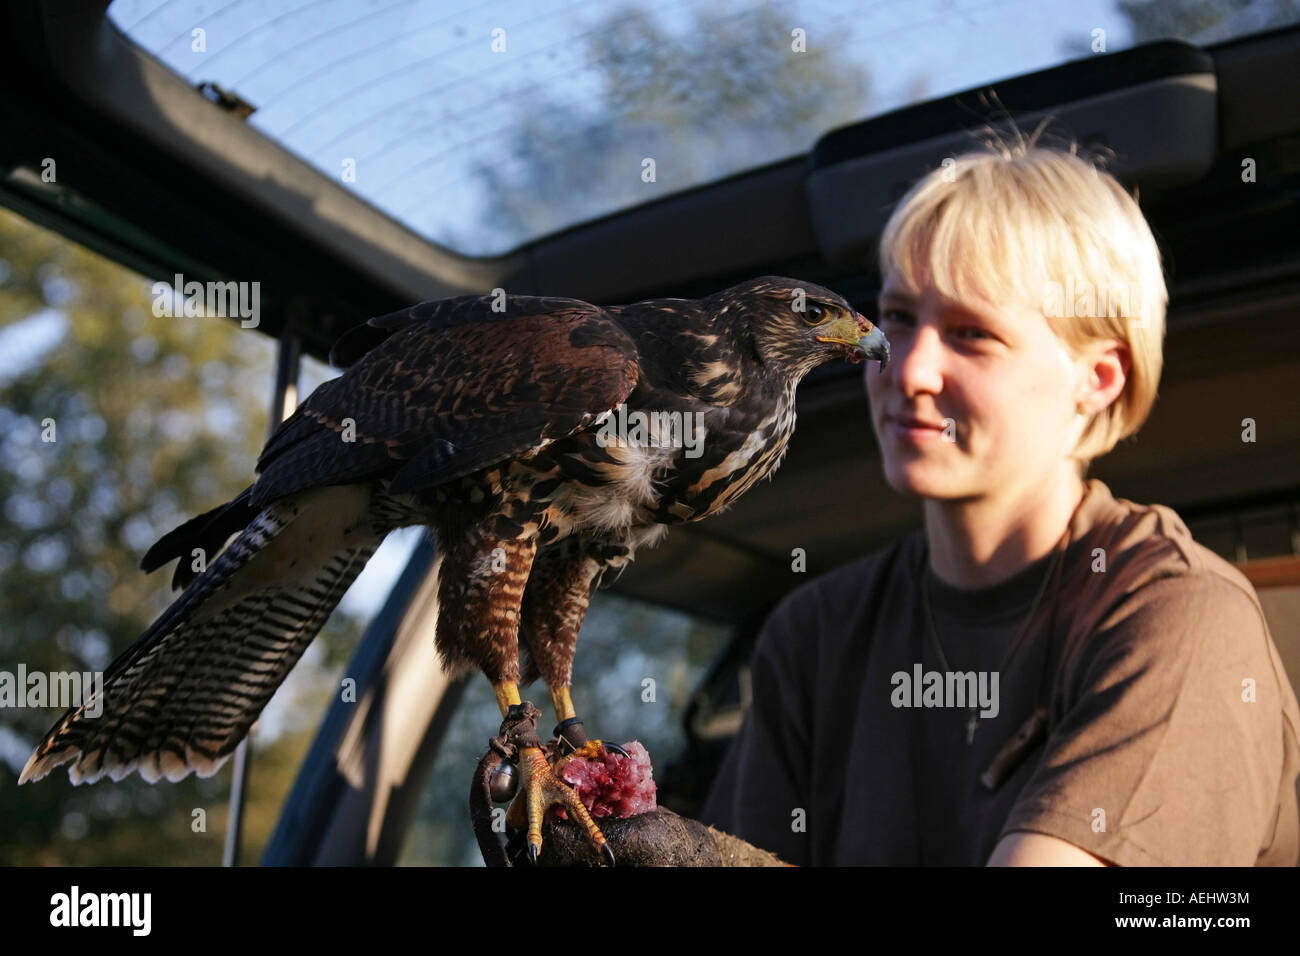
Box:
[0,208,358,864]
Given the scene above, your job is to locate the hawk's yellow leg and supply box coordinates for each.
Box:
[549,685,621,765]
[493,681,613,865]
[552,685,576,721]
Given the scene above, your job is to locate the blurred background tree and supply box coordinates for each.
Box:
[461,2,872,252]
[0,207,362,864]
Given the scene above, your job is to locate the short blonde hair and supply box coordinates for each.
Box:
[877,130,1167,472]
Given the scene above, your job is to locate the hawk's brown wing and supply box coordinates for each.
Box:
[19,296,641,786]
[251,295,641,507]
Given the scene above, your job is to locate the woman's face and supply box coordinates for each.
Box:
[865,267,1084,502]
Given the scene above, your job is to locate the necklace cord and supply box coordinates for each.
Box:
[919,487,1088,741]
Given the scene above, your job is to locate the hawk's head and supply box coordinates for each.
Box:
[707,276,890,380]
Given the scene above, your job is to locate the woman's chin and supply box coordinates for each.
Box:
[883,459,964,500]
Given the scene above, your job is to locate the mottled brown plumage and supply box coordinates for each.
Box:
[19,277,888,825]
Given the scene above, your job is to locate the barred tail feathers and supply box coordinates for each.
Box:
[19,484,382,786]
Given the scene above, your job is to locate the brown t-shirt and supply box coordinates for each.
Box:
[699,479,1300,865]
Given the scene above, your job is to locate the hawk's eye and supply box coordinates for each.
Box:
[802,303,827,325]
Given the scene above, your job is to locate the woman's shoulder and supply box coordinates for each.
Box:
[1062,480,1278,676]
[1071,478,1259,604]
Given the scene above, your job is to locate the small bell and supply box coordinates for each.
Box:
[489,760,518,803]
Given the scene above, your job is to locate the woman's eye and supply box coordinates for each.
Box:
[876,311,992,342]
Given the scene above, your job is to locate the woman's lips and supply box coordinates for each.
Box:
[887,416,945,443]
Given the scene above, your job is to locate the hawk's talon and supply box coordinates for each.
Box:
[512,744,609,865]
[602,843,616,867]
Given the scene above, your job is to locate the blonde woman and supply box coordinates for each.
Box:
[700,137,1300,866]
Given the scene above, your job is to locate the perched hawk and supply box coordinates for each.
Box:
[20,276,889,863]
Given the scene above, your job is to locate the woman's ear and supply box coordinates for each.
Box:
[1076,339,1130,415]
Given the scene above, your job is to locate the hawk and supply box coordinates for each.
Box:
[20,276,889,863]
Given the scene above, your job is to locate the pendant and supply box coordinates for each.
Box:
[980,706,1050,792]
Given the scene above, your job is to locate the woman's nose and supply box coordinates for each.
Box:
[890,324,945,397]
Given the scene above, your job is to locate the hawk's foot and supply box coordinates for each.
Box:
[492,702,612,865]
[506,745,614,866]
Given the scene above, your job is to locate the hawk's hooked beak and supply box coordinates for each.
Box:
[816,313,891,371]
[856,323,890,371]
